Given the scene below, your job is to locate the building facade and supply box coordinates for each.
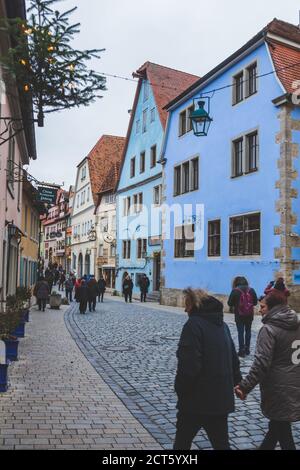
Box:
[115,62,198,297]
[89,135,125,287]
[0,0,37,300]
[160,18,300,310]
[42,189,70,270]
[71,157,96,277]
[19,178,45,287]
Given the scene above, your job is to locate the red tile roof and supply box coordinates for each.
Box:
[87,135,125,206]
[135,62,199,128]
[116,62,199,190]
[267,18,300,45]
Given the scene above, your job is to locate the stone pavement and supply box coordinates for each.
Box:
[0,304,161,450]
[66,296,300,450]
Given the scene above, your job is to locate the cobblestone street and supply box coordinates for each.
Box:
[66,296,300,450]
[1,297,300,450]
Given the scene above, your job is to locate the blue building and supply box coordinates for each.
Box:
[115,62,198,297]
[160,19,300,310]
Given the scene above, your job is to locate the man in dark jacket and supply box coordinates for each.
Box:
[97,276,106,303]
[33,276,50,311]
[139,274,150,302]
[78,280,88,314]
[87,276,98,312]
[174,288,241,450]
[228,276,258,357]
[122,274,133,303]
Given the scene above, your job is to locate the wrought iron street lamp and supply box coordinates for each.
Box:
[189,97,213,137]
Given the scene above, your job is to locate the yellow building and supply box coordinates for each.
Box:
[19,179,45,288]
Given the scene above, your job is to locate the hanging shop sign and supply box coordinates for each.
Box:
[38,186,57,204]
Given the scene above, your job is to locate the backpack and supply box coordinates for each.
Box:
[236,288,254,316]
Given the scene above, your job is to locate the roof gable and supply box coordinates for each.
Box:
[87,135,125,206]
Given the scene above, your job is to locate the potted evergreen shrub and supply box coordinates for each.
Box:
[0,309,20,362]
[6,296,26,339]
[16,286,32,322]
[49,291,62,309]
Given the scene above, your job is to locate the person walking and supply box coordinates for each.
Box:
[235,292,300,450]
[74,278,81,303]
[264,277,290,304]
[174,288,241,450]
[139,274,150,302]
[87,275,98,312]
[33,276,50,312]
[228,276,258,357]
[97,275,106,303]
[58,271,66,291]
[45,269,54,294]
[78,280,88,314]
[65,276,74,303]
[122,274,133,303]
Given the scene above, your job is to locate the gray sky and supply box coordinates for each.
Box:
[28,0,300,189]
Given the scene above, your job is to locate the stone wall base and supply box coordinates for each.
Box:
[287,286,300,312]
[161,288,231,313]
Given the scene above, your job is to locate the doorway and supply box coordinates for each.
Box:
[153,253,161,292]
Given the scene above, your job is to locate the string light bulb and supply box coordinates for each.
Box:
[24,84,30,92]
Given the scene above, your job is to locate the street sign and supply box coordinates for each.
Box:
[38,187,57,204]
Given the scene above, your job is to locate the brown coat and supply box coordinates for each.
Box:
[240,305,300,422]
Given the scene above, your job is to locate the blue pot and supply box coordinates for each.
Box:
[0,363,8,392]
[22,309,29,323]
[12,321,25,338]
[4,338,19,362]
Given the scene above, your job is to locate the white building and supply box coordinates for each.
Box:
[71,158,96,278]
[71,135,125,281]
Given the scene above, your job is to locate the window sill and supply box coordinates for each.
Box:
[174,257,196,261]
[229,255,261,260]
[207,256,221,260]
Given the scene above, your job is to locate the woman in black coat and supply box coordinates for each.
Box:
[174,288,241,450]
[78,280,88,314]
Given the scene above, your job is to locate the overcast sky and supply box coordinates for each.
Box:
[28,0,300,189]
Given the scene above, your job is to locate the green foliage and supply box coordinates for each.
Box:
[16,286,32,303]
[0,297,23,340]
[0,0,106,126]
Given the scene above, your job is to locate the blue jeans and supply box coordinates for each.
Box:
[236,316,252,352]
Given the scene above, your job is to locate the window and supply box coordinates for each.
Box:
[138,193,143,212]
[153,185,162,205]
[182,161,190,193]
[81,166,86,181]
[246,63,257,97]
[136,119,140,134]
[137,239,147,258]
[123,197,131,216]
[246,131,259,173]
[150,108,155,122]
[230,213,260,256]
[101,217,108,232]
[111,215,116,231]
[140,152,145,173]
[179,109,187,136]
[190,157,199,191]
[87,187,90,202]
[110,244,116,257]
[174,157,199,196]
[233,72,244,105]
[232,138,243,177]
[174,166,181,196]
[208,220,221,257]
[143,81,149,101]
[99,244,103,256]
[130,157,136,178]
[174,224,195,258]
[105,193,116,204]
[133,194,138,213]
[122,240,131,259]
[142,109,148,133]
[232,131,259,177]
[77,195,79,208]
[150,145,157,168]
